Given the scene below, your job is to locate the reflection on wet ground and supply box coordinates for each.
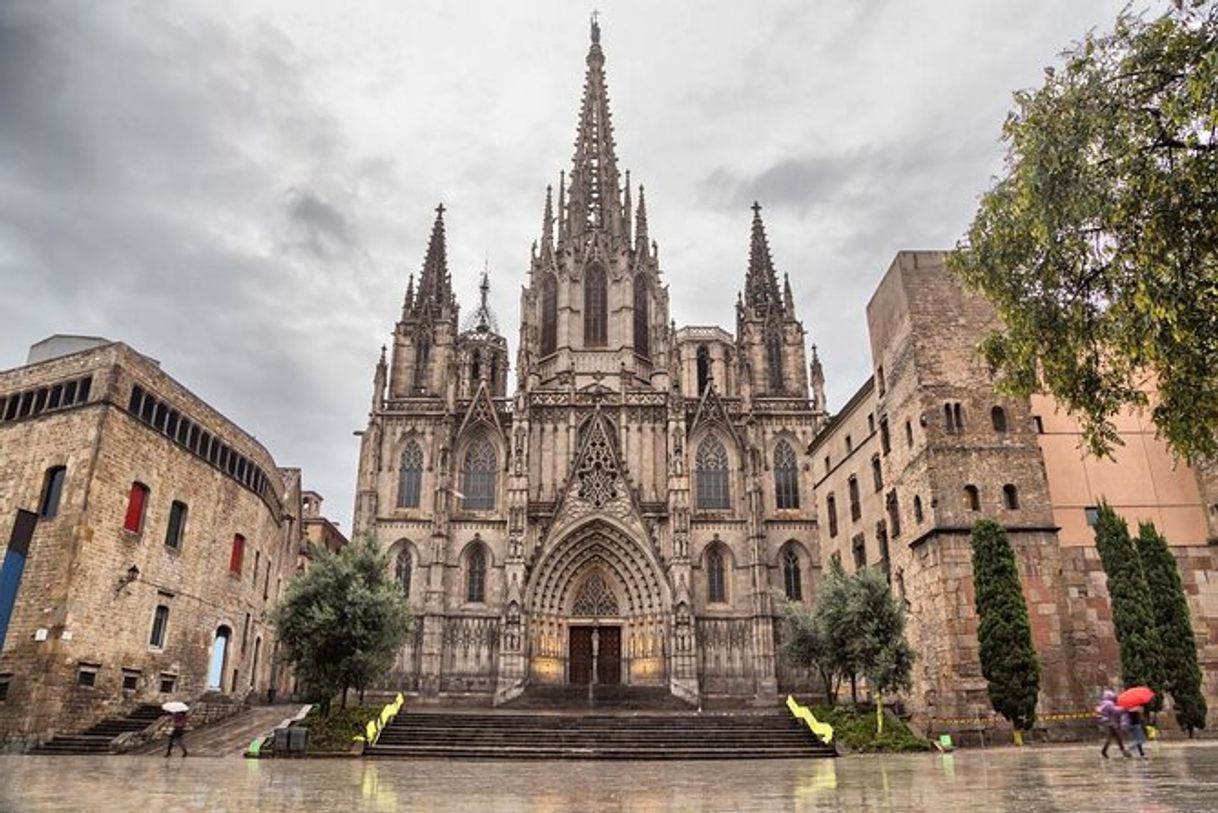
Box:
[1,742,1216,812]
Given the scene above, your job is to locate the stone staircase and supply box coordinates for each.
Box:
[366,708,835,760]
[499,685,695,711]
[29,704,164,755]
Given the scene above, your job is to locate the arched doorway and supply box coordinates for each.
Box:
[525,521,671,687]
[208,626,231,690]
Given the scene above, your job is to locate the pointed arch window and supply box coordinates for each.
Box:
[39,466,66,519]
[461,438,497,510]
[696,345,711,394]
[470,350,481,384]
[413,335,430,393]
[783,548,803,601]
[695,435,731,510]
[774,440,799,509]
[395,547,412,598]
[766,329,784,391]
[541,273,558,356]
[633,274,650,357]
[466,546,486,603]
[584,264,607,347]
[397,441,423,508]
[707,547,726,603]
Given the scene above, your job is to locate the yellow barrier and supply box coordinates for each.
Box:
[929,710,1095,728]
[354,693,406,745]
[786,695,834,745]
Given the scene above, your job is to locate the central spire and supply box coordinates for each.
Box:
[744,202,783,315]
[564,15,623,241]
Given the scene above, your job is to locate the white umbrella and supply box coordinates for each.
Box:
[161,701,189,714]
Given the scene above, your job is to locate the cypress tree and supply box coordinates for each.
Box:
[970,520,1040,742]
[1093,503,1164,706]
[1136,522,1207,734]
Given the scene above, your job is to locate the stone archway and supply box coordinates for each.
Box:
[524,520,671,686]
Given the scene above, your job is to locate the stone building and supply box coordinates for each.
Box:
[812,251,1218,726]
[354,22,827,704]
[300,490,349,570]
[0,336,307,744]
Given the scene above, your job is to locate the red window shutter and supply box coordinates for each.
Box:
[123,483,147,532]
[229,534,245,574]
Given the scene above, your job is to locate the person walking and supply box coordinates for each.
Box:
[1126,705,1147,758]
[1096,689,1129,758]
[165,710,189,758]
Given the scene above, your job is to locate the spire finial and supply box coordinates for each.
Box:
[436,202,446,217]
[744,201,781,314]
[751,200,762,217]
[590,9,601,44]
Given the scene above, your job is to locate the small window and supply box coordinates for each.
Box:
[707,548,726,603]
[467,546,487,603]
[165,501,187,550]
[229,534,246,575]
[876,365,885,396]
[964,485,980,512]
[913,495,924,524]
[0,674,10,701]
[77,664,98,687]
[871,455,883,492]
[1003,484,1019,510]
[848,476,861,522]
[823,455,831,475]
[254,550,261,586]
[845,435,853,453]
[149,605,170,648]
[991,406,1008,433]
[696,345,711,394]
[826,494,838,538]
[783,548,802,601]
[1032,415,1044,434]
[159,674,177,694]
[945,402,965,433]
[852,534,866,570]
[121,670,140,692]
[867,414,875,433]
[1085,506,1100,526]
[886,490,901,537]
[123,482,149,533]
[396,548,413,598]
[905,419,913,447]
[879,417,890,455]
[39,466,66,519]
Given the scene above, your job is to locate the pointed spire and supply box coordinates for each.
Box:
[634,185,649,255]
[783,273,795,312]
[462,260,500,335]
[541,184,555,255]
[557,171,567,243]
[402,273,415,320]
[622,170,632,246]
[810,344,826,412]
[411,203,453,319]
[745,201,783,315]
[564,15,623,241]
[372,344,388,410]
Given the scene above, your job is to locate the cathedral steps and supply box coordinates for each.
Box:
[365,710,835,760]
[28,704,164,755]
[498,685,695,711]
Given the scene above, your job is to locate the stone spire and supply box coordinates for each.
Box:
[810,344,826,412]
[372,344,387,411]
[744,201,783,315]
[563,16,623,241]
[634,185,649,256]
[410,203,455,319]
[463,263,499,335]
[783,273,795,313]
[540,184,555,257]
[401,273,415,321]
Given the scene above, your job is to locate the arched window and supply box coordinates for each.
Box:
[695,435,730,510]
[395,548,412,598]
[783,548,803,601]
[207,626,231,689]
[541,273,558,356]
[461,438,497,510]
[584,264,607,346]
[466,546,486,603]
[913,495,924,523]
[397,440,423,508]
[1003,484,1019,510]
[826,494,838,537]
[123,482,149,533]
[964,485,980,511]
[766,330,784,391]
[774,440,799,509]
[633,274,650,357]
[39,466,66,519]
[991,406,1008,432]
[413,335,430,393]
[707,547,726,602]
[848,476,861,521]
[470,350,481,383]
[696,345,711,394]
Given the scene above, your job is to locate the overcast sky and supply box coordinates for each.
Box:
[1,0,1134,530]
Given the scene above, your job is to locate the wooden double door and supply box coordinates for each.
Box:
[568,625,621,685]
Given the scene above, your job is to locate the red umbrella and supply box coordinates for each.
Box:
[1117,686,1155,709]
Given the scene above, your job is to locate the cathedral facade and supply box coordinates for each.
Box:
[353,22,826,705]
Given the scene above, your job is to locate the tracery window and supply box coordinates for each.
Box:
[462,438,497,510]
[696,345,711,394]
[584,264,607,346]
[413,335,430,393]
[466,546,486,603]
[707,548,726,602]
[397,440,423,508]
[541,273,558,355]
[633,274,650,357]
[572,571,619,616]
[774,440,799,509]
[783,548,803,601]
[766,329,784,391]
[395,548,412,598]
[695,435,731,510]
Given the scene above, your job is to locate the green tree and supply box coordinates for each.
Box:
[1136,522,1208,734]
[271,536,411,716]
[813,555,863,703]
[777,598,835,703]
[970,520,1041,744]
[949,1,1218,462]
[849,567,915,735]
[1093,504,1164,707]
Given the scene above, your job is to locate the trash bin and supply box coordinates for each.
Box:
[272,727,290,753]
[288,726,309,754]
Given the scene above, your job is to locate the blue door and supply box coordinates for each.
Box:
[207,627,230,689]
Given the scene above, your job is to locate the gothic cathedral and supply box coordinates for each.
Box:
[354,21,828,704]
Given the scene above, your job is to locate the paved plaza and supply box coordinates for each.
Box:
[1,742,1216,812]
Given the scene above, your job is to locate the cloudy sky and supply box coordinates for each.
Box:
[1,0,1133,530]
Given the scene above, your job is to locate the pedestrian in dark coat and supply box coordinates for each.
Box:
[165,711,188,757]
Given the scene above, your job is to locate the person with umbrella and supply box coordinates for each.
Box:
[1096,689,1128,758]
[162,701,189,758]
[1117,686,1155,759]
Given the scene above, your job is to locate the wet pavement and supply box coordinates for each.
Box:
[1,741,1216,812]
